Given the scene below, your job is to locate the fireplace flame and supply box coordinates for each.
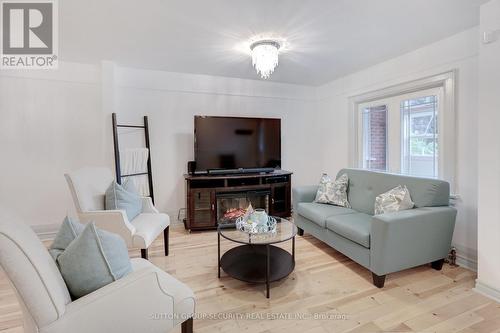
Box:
[223,203,254,220]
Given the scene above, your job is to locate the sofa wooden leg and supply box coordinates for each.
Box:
[372,273,386,288]
[181,317,193,333]
[141,248,149,260]
[297,227,304,236]
[164,226,169,256]
[431,258,445,270]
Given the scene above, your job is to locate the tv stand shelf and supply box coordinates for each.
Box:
[184,170,292,231]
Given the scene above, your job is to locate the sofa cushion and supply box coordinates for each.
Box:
[337,168,450,215]
[296,202,355,228]
[326,213,372,248]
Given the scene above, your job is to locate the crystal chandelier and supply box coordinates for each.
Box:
[250,40,281,79]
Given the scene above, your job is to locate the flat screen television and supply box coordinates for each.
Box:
[194,116,281,174]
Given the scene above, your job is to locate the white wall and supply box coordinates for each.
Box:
[111,66,322,219]
[315,27,480,269]
[0,61,322,231]
[475,0,500,302]
[0,62,105,235]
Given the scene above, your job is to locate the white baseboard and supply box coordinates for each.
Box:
[452,244,478,272]
[31,224,59,241]
[474,280,500,303]
[455,252,477,271]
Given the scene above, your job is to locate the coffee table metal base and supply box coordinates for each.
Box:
[219,244,295,298]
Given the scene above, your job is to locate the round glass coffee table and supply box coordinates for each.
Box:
[217,218,297,298]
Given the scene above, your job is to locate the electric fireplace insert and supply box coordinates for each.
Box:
[217,190,270,225]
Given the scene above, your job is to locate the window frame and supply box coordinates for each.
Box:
[348,71,456,192]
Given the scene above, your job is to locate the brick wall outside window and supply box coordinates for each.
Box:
[365,106,387,171]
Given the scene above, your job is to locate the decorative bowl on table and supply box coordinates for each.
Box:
[235,208,277,234]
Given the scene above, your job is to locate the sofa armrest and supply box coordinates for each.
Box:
[141,196,159,214]
[41,263,195,333]
[292,185,318,209]
[370,206,457,276]
[78,210,136,246]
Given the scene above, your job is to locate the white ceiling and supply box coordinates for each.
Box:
[60,0,486,86]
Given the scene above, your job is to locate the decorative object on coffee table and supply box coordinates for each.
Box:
[217,217,297,298]
[235,208,277,234]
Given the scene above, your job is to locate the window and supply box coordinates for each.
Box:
[401,95,438,178]
[357,87,443,178]
[351,72,455,189]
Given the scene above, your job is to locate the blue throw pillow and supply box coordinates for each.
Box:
[122,178,139,195]
[57,222,132,299]
[49,216,85,261]
[105,180,142,221]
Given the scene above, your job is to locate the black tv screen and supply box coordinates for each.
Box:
[194,116,281,172]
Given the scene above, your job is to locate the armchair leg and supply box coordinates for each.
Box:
[372,273,386,288]
[297,227,304,236]
[181,317,193,333]
[164,226,169,256]
[141,248,149,260]
[431,258,445,270]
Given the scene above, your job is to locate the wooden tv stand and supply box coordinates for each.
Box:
[184,170,292,231]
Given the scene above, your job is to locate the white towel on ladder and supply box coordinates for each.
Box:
[120,148,150,196]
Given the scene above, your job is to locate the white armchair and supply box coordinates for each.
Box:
[0,218,195,333]
[65,167,170,259]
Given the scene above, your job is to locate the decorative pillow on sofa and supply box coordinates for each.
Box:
[314,173,351,208]
[105,179,142,221]
[57,222,132,299]
[49,216,85,261]
[374,185,414,215]
[314,173,332,204]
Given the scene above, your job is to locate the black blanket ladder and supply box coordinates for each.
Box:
[111,112,155,204]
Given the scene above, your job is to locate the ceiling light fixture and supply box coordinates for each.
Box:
[250,39,281,79]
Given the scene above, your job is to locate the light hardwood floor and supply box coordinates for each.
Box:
[1,222,499,333]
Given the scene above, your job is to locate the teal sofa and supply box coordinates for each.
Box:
[293,168,456,288]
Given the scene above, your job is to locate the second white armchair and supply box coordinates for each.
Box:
[65,167,169,259]
[0,217,194,333]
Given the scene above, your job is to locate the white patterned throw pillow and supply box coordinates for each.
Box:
[374,185,414,215]
[314,173,351,208]
[314,173,332,204]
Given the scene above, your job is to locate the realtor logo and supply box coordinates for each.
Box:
[1,0,58,69]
